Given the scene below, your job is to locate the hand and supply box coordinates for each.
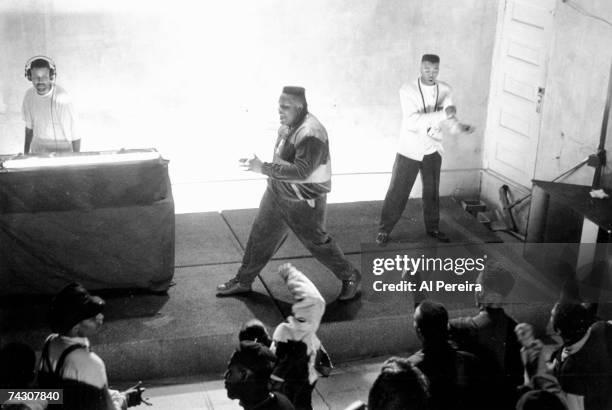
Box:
[239,154,263,174]
[123,382,151,407]
[459,123,475,134]
[278,263,295,281]
[445,105,457,118]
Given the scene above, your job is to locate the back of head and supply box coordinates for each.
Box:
[239,319,272,348]
[516,390,567,410]
[49,282,105,334]
[551,302,592,346]
[368,358,429,410]
[477,261,515,303]
[415,300,449,343]
[0,342,36,388]
[2,404,36,410]
[228,340,277,382]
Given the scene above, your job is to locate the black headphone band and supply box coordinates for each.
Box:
[25,55,56,80]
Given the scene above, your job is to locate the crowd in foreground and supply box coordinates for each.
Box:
[1,262,611,410]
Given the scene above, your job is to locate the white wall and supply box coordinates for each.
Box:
[0,0,498,211]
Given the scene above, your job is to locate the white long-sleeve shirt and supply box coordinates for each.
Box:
[397,78,454,161]
[272,265,326,384]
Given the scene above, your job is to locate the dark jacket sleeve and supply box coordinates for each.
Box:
[449,316,479,347]
[271,340,310,383]
[261,137,326,181]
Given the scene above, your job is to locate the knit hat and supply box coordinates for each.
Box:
[228,341,276,379]
[49,282,105,334]
[421,54,440,64]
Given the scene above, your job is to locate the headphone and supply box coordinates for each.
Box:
[25,55,56,81]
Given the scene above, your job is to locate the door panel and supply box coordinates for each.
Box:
[485,0,556,187]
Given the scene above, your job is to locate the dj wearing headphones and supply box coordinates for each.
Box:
[22,55,80,154]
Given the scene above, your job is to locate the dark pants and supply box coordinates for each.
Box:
[379,152,442,234]
[283,380,316,410]
[236,186,355,285]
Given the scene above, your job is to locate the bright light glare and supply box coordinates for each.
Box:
[2,151,161,169]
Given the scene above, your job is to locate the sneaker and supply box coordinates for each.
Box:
[216,277,252,296]
[426,230,450,243]
[338,271,362,301]
[375,232,389,246]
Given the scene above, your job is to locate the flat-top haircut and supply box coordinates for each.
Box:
[421,54,440,64]
[282,86,306,100]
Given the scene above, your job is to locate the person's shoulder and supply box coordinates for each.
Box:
[400,81,419,93]
[406,350,424,365]
[64,347,105,371]
[302,113,324,130]
[23,87,35,101]
[589,320,611,340]
[52,85,72,104]
[437,80,453,92]
[296,114,327,140]
[271,392,295,409]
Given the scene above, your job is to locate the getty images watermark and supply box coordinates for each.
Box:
[370,254,487,292]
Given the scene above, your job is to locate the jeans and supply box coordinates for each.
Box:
[379,152,441,234]
[236,186,356,285]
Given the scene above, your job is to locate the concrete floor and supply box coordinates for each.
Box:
[1,198,580,385]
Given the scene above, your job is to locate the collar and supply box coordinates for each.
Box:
[240,393,274,409]
[33,84,55,98]
[288,112,308,132]
[58,334,91,349]
[561,326,591,361]
[418,77,437,87]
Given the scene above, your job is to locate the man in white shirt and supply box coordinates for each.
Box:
[22,56,80,154]
[39,283,145,410]
[377,54,472,245]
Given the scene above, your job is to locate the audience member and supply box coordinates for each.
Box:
[0,342,37,388]
[224,341,294,410]
[449,262,522,408]
[270,263,326,410]
[550,303,612,410]
[405,300,484,410]
[367,357,430,410]
[239,319,272,348]
[0,342,46,410]
[38,282,145,410]
[516,390,568,410]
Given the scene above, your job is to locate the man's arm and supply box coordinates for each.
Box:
[261,136,326,180]
[279,263,325,304]
[449,316,479,348]
[400,86,452,132]
[24,127,33,154]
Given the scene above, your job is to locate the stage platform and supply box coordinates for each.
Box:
[1,198,569,383]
